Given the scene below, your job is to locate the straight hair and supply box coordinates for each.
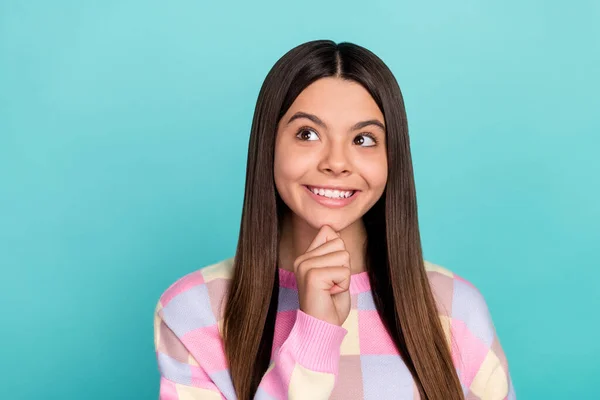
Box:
[222,40,464,400]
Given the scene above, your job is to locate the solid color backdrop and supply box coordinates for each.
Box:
[1,1,598,398]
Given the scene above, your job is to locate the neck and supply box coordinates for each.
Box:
[277,211,367,275]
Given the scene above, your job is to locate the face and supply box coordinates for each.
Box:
[274,77,388,232]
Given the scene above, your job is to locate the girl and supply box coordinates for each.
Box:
[154,40,515,400]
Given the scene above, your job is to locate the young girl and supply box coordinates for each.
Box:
[153,40,515,400]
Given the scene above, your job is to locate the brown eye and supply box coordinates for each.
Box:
[354,134,377,147]
[296,128,319,141]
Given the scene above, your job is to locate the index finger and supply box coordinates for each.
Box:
[305,225,339,253]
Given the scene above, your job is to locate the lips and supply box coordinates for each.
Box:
[304,186,357,198]
[305,185,358,192]
[303,185,359,208]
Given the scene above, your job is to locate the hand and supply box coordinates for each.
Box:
[293,225,352,327]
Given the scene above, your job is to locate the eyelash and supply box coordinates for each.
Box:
[295,126,379,145]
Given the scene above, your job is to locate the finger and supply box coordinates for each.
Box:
[295,237,345,268]
[306,266,351,293]
[306,225,338,253]
[297,250,351,276]
[294,237,347,275]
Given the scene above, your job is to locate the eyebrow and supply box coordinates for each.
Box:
[286,111,386,132]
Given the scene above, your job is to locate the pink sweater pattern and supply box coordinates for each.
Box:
[154,257,515,399]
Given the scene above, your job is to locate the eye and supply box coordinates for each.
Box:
[354,133,378,147]
[295,127,320,141]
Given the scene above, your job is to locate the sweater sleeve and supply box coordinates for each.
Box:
[154,299,347,400]
[449,277,516,400]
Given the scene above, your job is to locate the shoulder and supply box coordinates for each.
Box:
[424,262,513,396]
[155,256,235,334]
[424,260,496,344]
[424,260,501,381]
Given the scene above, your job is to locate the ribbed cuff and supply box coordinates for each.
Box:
[281,309,348,373]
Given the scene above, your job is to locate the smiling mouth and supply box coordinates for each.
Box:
[304,185,358,199]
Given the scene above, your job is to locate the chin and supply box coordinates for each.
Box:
[303,213,355,232]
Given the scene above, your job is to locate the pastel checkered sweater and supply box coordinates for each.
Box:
[154,257,515,399]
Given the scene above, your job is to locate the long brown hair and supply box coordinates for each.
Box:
[222,40,463,400]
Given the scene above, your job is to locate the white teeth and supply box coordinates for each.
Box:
[309,186,355,199]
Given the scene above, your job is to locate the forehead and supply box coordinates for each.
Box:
[285,77,383,122]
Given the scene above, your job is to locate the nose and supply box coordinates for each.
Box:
[318,141,351,176]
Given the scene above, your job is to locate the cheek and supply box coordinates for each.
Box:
[274,148,311,182]
[375,164,388,189]
[357,157,388,190]
[274,145,310,200]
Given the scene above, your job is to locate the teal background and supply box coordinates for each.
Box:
[1,0,598,398]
